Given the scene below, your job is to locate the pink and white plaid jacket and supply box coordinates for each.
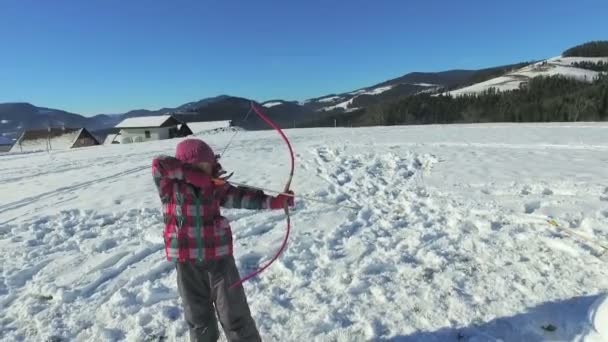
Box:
[152,156,280,262]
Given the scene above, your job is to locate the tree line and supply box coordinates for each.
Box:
[571,61,608,72]
[303,75,608,127]
[563,41,608,57]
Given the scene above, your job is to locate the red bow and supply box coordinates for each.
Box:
[230,102,295,288]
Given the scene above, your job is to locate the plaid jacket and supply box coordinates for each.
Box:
[152,156,275,262]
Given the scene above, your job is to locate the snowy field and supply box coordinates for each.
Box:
[1,123,608,341]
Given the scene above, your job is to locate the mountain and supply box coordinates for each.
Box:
[180,97,315,130]
[2,41,606,142]
[0,60,572,141]
[121,95,230,119]
[0,97,232,141]
[0,103,103,141]
[3,63,534,140]
[309,43,608,127]
[300,63,536,113]
[0,136,12,145]
[175,95,231,112]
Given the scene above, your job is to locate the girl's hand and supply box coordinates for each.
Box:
[270,191,295,209]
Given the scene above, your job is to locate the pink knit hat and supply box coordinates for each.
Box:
[175,139,215,164]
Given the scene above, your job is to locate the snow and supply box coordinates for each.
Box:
[319,97,356,112]
[517,64,599,81]
[1,123,608,341]
[115,115,174,128]
[315,96,341,103]
[320,86,394,111]
[446,59,605,97]
[345,85,395,97]
[413,83,438,87]
[446,76,524,96]
[362,85,393,95]
[347,89,367,96]
[262,102,283,108]
[548,56,608,67]
[348,85,394,97]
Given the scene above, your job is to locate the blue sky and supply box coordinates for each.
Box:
[1,0,607,116]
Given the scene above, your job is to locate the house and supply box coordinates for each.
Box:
[113,115,192,144]
[9,128,100,153]
[177,123,193,137]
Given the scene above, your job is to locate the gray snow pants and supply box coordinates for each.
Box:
[176,256,262,342]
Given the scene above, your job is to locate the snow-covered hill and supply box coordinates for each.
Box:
[446,57,608,97]
[308,83,438,112]
[1,123,608,341]
[315,85,396,112]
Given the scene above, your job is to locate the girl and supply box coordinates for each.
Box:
[152,138,294,342]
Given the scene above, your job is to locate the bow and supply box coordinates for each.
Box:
[230,102,295,288]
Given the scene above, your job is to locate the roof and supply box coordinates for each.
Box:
[187,121,231,134]
[20,127,81,140]
[10,128,86,152]
[115,115,181,128]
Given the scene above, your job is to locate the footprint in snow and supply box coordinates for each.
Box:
[239,253,263,275]
[524,200,541,214]
[162,306,181,321]
[335,172,351,186]
[94,238,118,252]
[601,187,608,202]
[491,221,503,231]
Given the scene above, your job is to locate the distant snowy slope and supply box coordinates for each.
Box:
[317,84,425,112]
[317,95,342,103]
[446,56,607,97]
[548,56,608,66]
[320,98,356,112]
[262,102,282,108]
[310,83,437,112]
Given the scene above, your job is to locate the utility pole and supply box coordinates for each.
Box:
[47,125,52,152]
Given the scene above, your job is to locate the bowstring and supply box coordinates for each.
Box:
[220,104,253,158]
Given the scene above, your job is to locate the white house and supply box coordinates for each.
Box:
[113,115,191,144]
